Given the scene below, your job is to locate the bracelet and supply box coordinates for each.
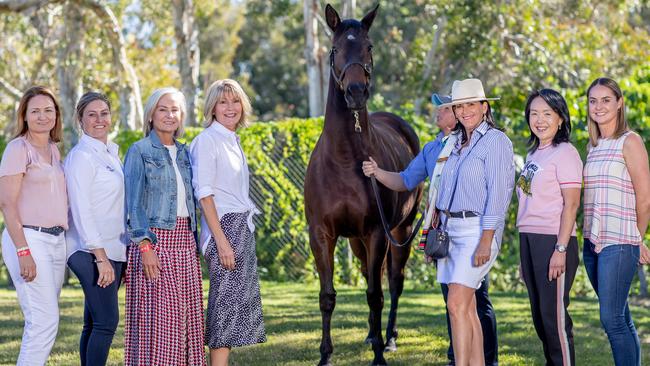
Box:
[17,249,31,257]
[16,246,29,253]
[93,259,106,264]
[139,244,152,253]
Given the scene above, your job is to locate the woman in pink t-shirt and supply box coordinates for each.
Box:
[516,89,582,366]
[0,86,68,365]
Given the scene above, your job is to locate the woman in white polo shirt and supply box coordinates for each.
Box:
[190,79,266,366]
[64,92,127,366]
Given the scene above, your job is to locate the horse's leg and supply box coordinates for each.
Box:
[365,230,389,366]
[349,237,375,344]
[310,226,338,366]
[384,225,411,353]
[349,237,368,280]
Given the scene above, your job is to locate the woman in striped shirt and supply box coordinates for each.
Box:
[435,79,515,366]
[582,77,650,366]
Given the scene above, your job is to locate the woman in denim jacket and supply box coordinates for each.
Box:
[123,87,205,366]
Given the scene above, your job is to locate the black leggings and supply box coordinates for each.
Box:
[520,233,579,366]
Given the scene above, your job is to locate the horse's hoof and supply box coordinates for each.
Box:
[384,337,397,352]
[364,336,373,344]
[318,355,332,366]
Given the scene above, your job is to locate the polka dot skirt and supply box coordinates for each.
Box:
[205,212,266,349]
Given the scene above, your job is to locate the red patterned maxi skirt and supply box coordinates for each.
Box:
[124,217,206,365]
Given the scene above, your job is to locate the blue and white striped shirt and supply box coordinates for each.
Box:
[436,121,515,231]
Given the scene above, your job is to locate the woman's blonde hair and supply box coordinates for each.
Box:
[202,79,252,129]
[15,86,63,143]
[142,87,186,138]
[586,77,627,147]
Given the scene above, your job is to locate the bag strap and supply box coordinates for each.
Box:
[440,128,491,229]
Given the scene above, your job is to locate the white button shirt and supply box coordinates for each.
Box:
[189,121,259,254]
[64,134,127,262]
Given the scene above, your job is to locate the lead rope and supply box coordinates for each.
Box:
[354,110,424,247]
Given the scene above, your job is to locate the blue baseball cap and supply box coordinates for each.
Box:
[431,93,452,107]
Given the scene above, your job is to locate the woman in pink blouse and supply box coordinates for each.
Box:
[0,86,68,365]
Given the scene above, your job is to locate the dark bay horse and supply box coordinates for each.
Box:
[304,4,423,366]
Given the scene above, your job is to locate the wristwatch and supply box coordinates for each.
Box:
[555,243,567,253]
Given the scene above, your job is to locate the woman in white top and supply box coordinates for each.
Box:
[65,92,126,366]
[190,79,266,366]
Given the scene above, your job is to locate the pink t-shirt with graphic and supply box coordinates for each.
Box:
[516,142,582,236]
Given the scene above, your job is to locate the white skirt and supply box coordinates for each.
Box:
[436,215,499,289]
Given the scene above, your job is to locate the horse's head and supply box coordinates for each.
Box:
[326,4,378,111]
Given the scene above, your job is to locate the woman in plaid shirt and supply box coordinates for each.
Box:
[582,77,650,366]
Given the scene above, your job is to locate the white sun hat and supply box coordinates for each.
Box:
[439,78,500,107]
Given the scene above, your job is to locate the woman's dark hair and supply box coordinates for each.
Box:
[524,88,571,153]
[452,101,496,145]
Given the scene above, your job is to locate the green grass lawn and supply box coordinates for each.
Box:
[0,281,649,365]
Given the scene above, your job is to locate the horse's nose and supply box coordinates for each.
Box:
[345,82,369,110]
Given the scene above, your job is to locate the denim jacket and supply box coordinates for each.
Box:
[124,131,197,244]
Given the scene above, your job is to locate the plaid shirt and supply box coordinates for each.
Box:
[583,131,642,252]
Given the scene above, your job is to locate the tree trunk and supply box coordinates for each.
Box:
[0,77,21,136]
[414,16,447,115]
[56,3,84,150]
[1,0,144,131]
[172,0,200,126]
[304,0,323,117]
[341,0,356,19]
[79,0,143,131]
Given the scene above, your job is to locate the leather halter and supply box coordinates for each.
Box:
[329,47,373,91]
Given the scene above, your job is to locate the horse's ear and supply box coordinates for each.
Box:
[325,4,341,32]
[361,4,379,31]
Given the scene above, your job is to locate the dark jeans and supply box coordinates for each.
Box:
[583,239,641,366]
[68,251,124,366]
[441,275,498,366]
